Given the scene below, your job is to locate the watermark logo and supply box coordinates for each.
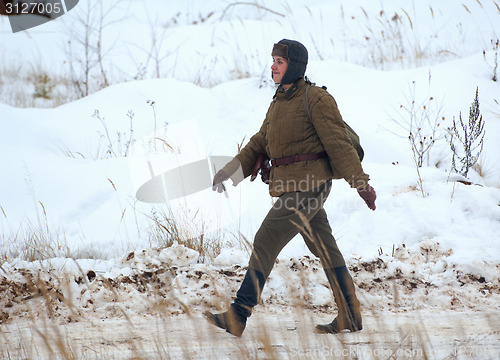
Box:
[128,119,248,240]
[289,344,499,359]
[1,0,79,33]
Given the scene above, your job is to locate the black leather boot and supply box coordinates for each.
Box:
[316,265,362,333]
[203,303,248,337]
[204,268,265,337]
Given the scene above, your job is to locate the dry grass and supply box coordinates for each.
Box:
[1,258,498,359]
[331,4,463,70]
[0,58,77,108]
[2,217,499,356]
[146,206,226,263]
[1,3,498,107]
[0,202,72,262]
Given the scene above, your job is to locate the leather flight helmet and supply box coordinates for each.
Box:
[271,39,308,85]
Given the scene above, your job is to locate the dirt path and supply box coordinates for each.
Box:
[1,308,498,359]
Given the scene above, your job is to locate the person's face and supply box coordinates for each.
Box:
[271,56,288,84]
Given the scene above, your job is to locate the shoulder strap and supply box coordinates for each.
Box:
[303,84,312,121]
[303,79,327,121]
[303,81,364,162]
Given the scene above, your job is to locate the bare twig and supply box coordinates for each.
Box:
[219,2,285,21]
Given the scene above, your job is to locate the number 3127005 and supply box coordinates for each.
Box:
[5,2,62,15]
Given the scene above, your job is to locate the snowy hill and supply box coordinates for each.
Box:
[1,58,499,263]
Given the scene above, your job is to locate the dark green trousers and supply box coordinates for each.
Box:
[248,179,345,279]
[233,180,344,310]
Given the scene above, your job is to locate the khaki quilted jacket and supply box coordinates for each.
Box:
[223,78,370,197]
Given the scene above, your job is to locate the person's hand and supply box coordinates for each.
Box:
[212,169,229,193]
[357,185,376,210]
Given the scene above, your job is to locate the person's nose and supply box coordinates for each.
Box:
[271,62,276,70]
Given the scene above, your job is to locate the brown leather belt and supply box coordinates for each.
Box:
[270,151,328,167]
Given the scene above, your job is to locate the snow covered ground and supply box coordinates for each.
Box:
[1,0,500,359]
[1,243,499,359]
[2,309,499,359]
